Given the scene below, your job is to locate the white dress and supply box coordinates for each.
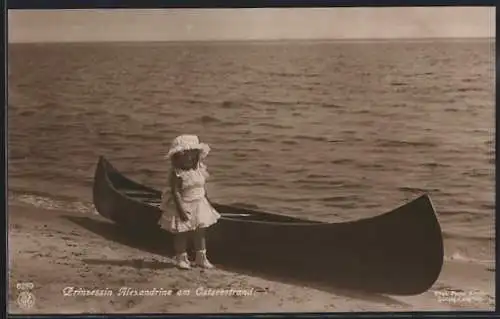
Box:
[160,163,221,233]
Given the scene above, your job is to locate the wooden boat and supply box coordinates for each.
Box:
[92,156,444,296]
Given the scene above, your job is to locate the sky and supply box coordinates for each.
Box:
[8,7,495,43]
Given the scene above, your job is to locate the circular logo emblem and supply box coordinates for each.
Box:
[17,291,35,310]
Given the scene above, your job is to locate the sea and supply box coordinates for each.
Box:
[8,39,495,264]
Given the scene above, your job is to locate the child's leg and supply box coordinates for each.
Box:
[193,227,206,251]
[194,228,214,268]
[174,232,190,269]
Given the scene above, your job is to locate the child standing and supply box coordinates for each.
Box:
[160,134,221,270]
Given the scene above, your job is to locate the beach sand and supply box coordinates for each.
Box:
[8,204,495,314]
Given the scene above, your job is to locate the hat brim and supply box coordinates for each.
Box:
[165,143,210,159]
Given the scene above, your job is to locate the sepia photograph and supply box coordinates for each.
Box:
[7,7,495,313]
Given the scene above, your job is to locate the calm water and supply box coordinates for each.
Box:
[8,39,495,261]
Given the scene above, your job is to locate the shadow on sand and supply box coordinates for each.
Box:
[63,214,410,308]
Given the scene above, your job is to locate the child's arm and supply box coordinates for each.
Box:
[170,173,190,222]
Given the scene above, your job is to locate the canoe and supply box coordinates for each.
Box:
[92,156,444,295]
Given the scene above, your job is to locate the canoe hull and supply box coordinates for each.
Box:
[92,156,444,295]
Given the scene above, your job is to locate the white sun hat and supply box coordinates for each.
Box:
[165,134,210,159]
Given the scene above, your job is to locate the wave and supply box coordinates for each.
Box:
[389,103,409,109]
[223,181,269,187]
[292,135,329,142]
[221,101,238,109]
[462,170,493,178]
[444,252,494,265]
[320,103,343,109]
[439,209,492,218]
[284,167,308,174]
[248,99,294,107]
[479,203,495,210]
[8,192,96,215]
[375,139,438,148]
[398,186,440,194]
[320,195,359,203]
[390,81,408,87]
[185,115,245,127]
[421,162,451,168]
[305,173,330,179]
[456,87,484,93]
[356,162,386,170]
[265,71,318,79]
[18,110,37,117]
[253,137,273,143]
[256,123,294,130]
[200,115,223,124]
[442,230,493,242]
[231,152,249,159]
[281,140,299,145]
[330,159,355,165]
[351,109,372,115]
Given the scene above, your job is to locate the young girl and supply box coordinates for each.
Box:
[160,134,221,270]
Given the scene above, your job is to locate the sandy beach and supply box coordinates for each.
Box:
[8,203,494,314]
